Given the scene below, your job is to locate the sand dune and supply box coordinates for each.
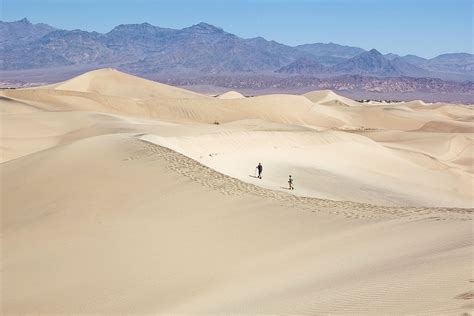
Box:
[403,99,428,107]
[1,68,472,314]
[0,90,367,129]
[140,128,472,207]
[2,133,472,314]
[304,89,362,107]
[1,69,471,204]
[0,96,42,114]
[217,90,245,99]
[4,70,469,133]
[46,68,209,100]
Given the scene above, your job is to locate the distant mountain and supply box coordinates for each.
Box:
[401,54,428,66]
[122,23,310,74]
[296,43,365,59]
[0,18,56,46]
[294,43,366,66]
[2,29,121,69]
[384,53,400,61]
[276,57,325,74]
[244,36,308,65]
[104,23,176,57]
[430,53,473,64]
[390,57,432,77]
[329,49,400,76]
[275,50,432,78]
[0,18,472,83]
[394,53,473,80]
[426,53,474,73]
[327,49,435,78]
[1,20,312,73]
[165,74,474,96]
[378,53,473,79]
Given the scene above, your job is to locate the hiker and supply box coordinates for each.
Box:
[256,163,263,179]
[288,175,294,190]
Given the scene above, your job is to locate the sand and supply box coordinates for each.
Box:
[1,69,473,314]
[217,90,246,99]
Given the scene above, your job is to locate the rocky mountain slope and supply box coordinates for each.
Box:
[2,18,472,81]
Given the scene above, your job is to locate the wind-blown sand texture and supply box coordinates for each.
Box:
[1,69,473,314]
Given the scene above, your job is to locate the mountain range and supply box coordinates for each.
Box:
[0,18,474,103]
[1,18,473,80]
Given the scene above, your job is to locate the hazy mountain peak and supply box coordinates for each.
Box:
[109,22,163,32]
[431,52,474,61]
[0,18,56,46]
[384,53,400,60]
[330,48,399,76]
[404,54,426,59]
[352,49,386,61]
[276,57,325,74]
[185,22,224,33]
[17,17,31,24]
[246,36,269,44]
[368,48,382,55]
[295,42,366,61]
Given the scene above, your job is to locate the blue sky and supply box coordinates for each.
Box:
[2,0,472,58]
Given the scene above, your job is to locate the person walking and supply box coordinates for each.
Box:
[288,175,294,190]
[256,163,263,179]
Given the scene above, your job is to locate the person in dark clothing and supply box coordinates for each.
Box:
[257,163,263,179]
[288,175,294,190]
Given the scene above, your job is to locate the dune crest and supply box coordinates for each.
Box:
[217,90,245,99]
[304,89,362,107]
[47,68,209,100]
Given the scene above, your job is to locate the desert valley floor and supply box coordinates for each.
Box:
[1,69,473,314]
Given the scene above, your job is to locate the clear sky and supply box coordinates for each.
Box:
[2,0,472,58]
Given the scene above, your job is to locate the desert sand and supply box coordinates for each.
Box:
[1,68,473,314]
